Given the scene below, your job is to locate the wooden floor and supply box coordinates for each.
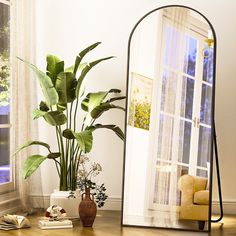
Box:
[0,211,235,236]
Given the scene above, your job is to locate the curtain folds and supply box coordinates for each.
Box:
[11,0,43,212]
[153,7,190,220]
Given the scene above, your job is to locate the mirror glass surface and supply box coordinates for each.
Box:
[122,6,215,232]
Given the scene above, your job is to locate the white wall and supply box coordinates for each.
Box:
[124,127,150,216]
[34,0,236,211]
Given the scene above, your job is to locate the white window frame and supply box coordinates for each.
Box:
[145,11,212,211]
[0,0,15,196]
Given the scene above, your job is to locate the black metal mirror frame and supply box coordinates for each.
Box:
[121,5,217,233]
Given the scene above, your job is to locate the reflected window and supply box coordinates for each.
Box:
[197,168,208,178]
[160,70,178,114]
[181,76,195,119]
[200,84,212,125]
[203,48,214,84]
[184,36,197,77]
[157,114,174,162]
[154,163,171,205]
[197,126,211,168]
[178,120,192,164]
[164,25,182,69]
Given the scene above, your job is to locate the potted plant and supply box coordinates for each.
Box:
[77,155,107,226]
[14,42,125,216]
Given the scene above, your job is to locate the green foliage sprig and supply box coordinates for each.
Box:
[77,155,108,208]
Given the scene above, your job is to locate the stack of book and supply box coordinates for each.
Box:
[38,219,73,229]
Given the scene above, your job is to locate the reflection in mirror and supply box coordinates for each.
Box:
[122,6,215,232]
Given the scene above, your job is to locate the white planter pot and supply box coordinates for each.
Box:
[50,190,81,218]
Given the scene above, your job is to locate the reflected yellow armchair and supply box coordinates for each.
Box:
[178,174,209,230]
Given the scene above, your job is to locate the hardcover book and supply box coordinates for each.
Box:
[38,219,73,230]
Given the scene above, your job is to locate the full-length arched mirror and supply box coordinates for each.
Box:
[122,5,216,232]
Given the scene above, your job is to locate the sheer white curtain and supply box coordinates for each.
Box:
[11,0,42,212]
[154,7,190,217]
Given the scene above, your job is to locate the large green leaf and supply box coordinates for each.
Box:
[81,89,122,112]
[105,96,126,103]
[87,124,124,140]
[81,92,108,112]
[47,54,60,70]
[81,89,122,126]
[23,155,47,179]
[44,111,67,126]
[55,72,77,104]
[65,63,87,74]
[107,89,121,93]
[32,109,46,120]
[73,130,93,153]
[65,64,87,98]
[13,140,51,156]
[62,128,75,139]
[65,65,74,73]
[39,101,49,111]
[17,57,59,106]
[68,63,88,98]
[81,92,108,126]
[57,103,67,112]
[47,152,61,159]
[73,42,101,75]
[75,56,114,97]
[46,55,64,85]
[62,129,93,153]
[91,103,125,119]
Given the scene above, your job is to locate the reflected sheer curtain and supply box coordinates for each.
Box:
[154,7,190,218]
[11,0,44,212]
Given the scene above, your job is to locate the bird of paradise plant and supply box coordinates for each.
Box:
[14,42,125,191]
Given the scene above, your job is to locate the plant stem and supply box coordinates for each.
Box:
[90,118,96,127]
[69,126,76,188]
[57,125,67,190]
[55,126,61,173]
[75,149,82,178]
[83,117,95,131]
[54,160,61,177]
[58,126,65,163]
[55,127,61,154]
[73,98,79,132]
[68,102,75,190]
[66,102,74,189]
[70,96,79,190]
[65,106,69,172]
[68,143,79,190]
[69,102,73,129]
[55,159,61,166]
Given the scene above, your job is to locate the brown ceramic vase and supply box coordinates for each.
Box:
[79,187,97,227]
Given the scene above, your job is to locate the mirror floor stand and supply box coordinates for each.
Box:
[211,120,223,223]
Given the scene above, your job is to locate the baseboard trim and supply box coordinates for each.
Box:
[0,192,21,217]
[30,194,50,209]
[30,194,122,210]
[30,195,236,215]
[212,200,236,215]
[100,197,121,210]
[0,206,21,217]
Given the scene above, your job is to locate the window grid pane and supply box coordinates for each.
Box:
[0,1,10,184]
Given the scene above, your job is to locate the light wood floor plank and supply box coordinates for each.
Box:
[0,211,233,236]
